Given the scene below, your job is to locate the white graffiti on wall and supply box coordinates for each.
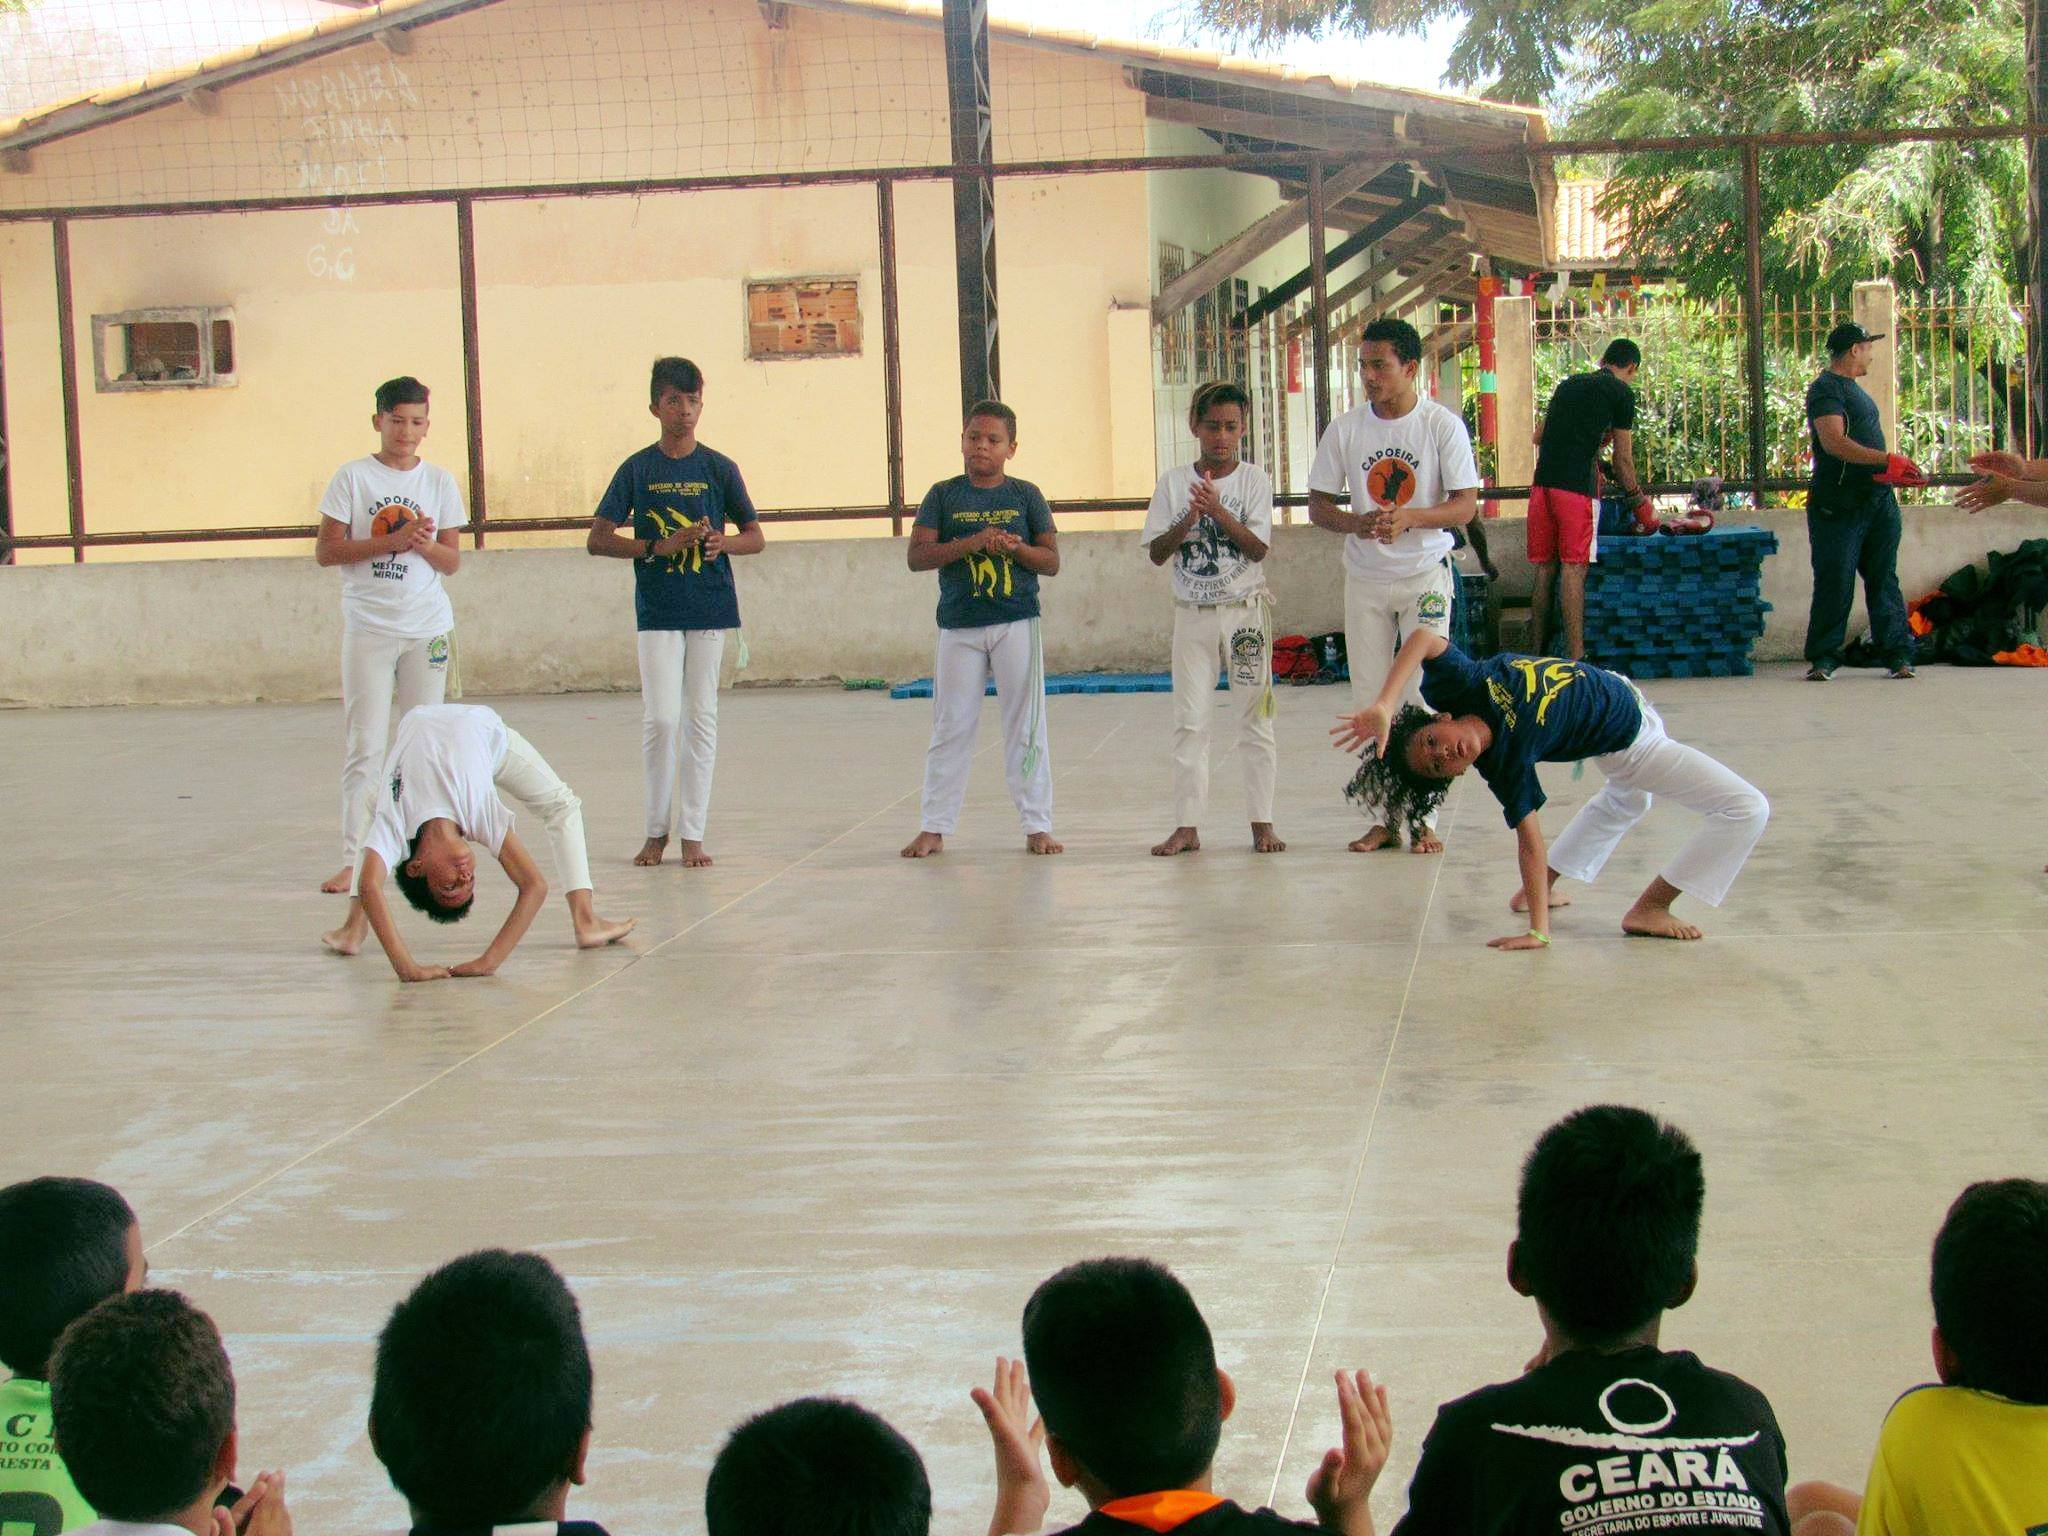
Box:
[277,61,420,196]
[307,207,361,282]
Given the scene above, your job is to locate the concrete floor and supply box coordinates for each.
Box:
[5,666,2046,1532]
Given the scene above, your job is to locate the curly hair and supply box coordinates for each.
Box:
[1343,704,1451,840]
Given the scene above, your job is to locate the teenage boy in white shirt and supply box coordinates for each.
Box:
[1308,317,1480,854]
[315,376,465,894]
[1141,380,1284,857]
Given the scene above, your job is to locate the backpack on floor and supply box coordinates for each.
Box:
[1273,634,1320,683]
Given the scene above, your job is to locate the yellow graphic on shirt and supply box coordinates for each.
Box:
[1506,657,1580,724]
[965,550,1015,599]
[647,506,707,574]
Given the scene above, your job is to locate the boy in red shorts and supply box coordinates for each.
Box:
[1530,340,1647,659]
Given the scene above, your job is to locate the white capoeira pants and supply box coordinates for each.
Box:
[918,619,1053,836]
[1346,561,1455,830]
[1170,595,1277,826]
[347,725,592,897]
[638,629,724,842]
[340,626,449,866]
[1548,700,1768,907]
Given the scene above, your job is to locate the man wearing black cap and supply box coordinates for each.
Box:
[1803,322,1922,681]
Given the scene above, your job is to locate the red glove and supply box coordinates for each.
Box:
[1875,452,1926,487]
[1629,492,1658,533]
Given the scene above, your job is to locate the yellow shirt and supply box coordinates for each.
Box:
[1856,1384,2048,1535]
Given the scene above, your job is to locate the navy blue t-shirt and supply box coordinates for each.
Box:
[595,443,758,631]
[1806,370,1886,511]
[914,475,1056,629]
[1420,645,1645,827]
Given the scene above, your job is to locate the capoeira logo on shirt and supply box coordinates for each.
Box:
[1179,515,1226,579]
[1363,448,1422,509]
[966,550,1016,599]
[1490,1377,1769,1531]
[647,506,707,574]
[368,497,427,582]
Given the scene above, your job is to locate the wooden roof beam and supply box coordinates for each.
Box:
[1238,191,1442,327]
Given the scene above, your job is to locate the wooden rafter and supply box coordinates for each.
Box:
[1241,194,1443,328]
[1339,249,1471,340]
[1288,223,1458,335]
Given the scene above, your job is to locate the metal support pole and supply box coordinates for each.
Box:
[877,178,907,535]
[52,217,85,563]
[943,0,999,411]
[456,196,488,549]
[0,257,12,564]
[1741,144,1768,507]
[2030,0,2047,446]
[1306,161,1332,440]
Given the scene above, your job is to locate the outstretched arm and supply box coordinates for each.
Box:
[1330,628,1451,757]
[452,830,549,978]
[358,853,450,983]
[1490,815,1551,950]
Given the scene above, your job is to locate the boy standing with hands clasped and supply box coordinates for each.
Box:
[1142,382,1283,857]
[587,357,764,870]
[316,376,465,894]
[902,401,1063,859]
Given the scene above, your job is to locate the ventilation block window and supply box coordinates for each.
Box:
[91,307,238,391]
[746,278,861,360]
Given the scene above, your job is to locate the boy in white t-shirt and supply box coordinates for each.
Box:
[1141,380,1284,856]
[315,376,466,894]
[320,704,635,982]
[1308,317,1480,854]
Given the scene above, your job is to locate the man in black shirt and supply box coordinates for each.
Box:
[1530,339,1647,659]
[1389,1106,1791,1536]
[1804,323,1921,681]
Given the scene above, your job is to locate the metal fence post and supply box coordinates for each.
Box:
[456,196,488,548]
[52,217,85,562]
[1741,143,1768,507]
[877,177,907,535]
[1306,160,1332,441]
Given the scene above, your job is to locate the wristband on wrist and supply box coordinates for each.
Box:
[1528,929,1551,946]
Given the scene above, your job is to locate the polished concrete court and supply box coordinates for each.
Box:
[6,668,2046,1532]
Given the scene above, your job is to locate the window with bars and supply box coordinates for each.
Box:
[746,277,862,360]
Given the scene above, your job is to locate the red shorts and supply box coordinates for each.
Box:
[1527,485,1597,564]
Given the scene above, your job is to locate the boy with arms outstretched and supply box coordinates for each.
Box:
[320,704,633,981]
[587,357,765,870]
[903,401,1063,858]
[1334,631,1768,946]
[316,376,464,894]
[1142,381,1283,857]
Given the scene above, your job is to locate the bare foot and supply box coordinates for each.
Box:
[1025,832,1065,855]
[678,839,714,868]
[1511,885,1573,913]
[633,837,668,866]
[1409,828,1444,855]
[1349,824,1397,853]
[320,920,365,956]
[575,914,637,948]
[1622,903,1704,941]
[1152,827,1200,856]
[1252,823,1287,853]
[901,830,945,859]
[320,866,353,894]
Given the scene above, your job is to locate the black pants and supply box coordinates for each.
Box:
[1804,489,1910,667]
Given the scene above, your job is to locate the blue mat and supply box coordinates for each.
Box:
[890,671,1213,700]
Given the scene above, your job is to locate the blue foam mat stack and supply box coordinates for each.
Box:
[1582,525,1779,679]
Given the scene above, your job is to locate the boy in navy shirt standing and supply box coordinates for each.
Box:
[1334,630,1767,946]
[902,401,1063,858]
[588,357,764,870]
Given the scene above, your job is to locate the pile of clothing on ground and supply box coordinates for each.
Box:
[1901,538,2048,666]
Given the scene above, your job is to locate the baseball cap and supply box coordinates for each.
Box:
[1826,321,1884,354]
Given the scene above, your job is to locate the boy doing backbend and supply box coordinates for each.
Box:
[1334,631,1768,946]
[321,704,633,982]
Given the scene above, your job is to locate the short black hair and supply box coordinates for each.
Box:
[1189,380,1251,426]
[1343,704,1450,843]
[0,1176,137,1378]
[1021,1258,1222,1497]
[705,1397,932,1536]
[651,356,705,405]
[392,832,472,923]
[49,1290,234,1523]
[965,399,1018,439]
[1931,1178,2048,1403]
[1359,318,1422,366]
[1516,1106,1704,1346]
[1600,339,1642,370]
[371,1249,594,1528]
[376,376,430,414]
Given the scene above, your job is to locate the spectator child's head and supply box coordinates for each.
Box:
[370,1250,594,1528]
[393,827,477,923]
[49,1290,237,1525]
[1509,1105,1704,1350]
[373,377,432,461]
[705,1397,931,1536]
[1344,702,1457,843]
[1929,1178,2048,1403]
[962,401,1018,484]
[0,1175,144,1380]
[649,357,706,439]
[1188,381,1250,469]
[1358,318,1423,408]
[1600,338,1642,381]
[1021,1258,1232,1503]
